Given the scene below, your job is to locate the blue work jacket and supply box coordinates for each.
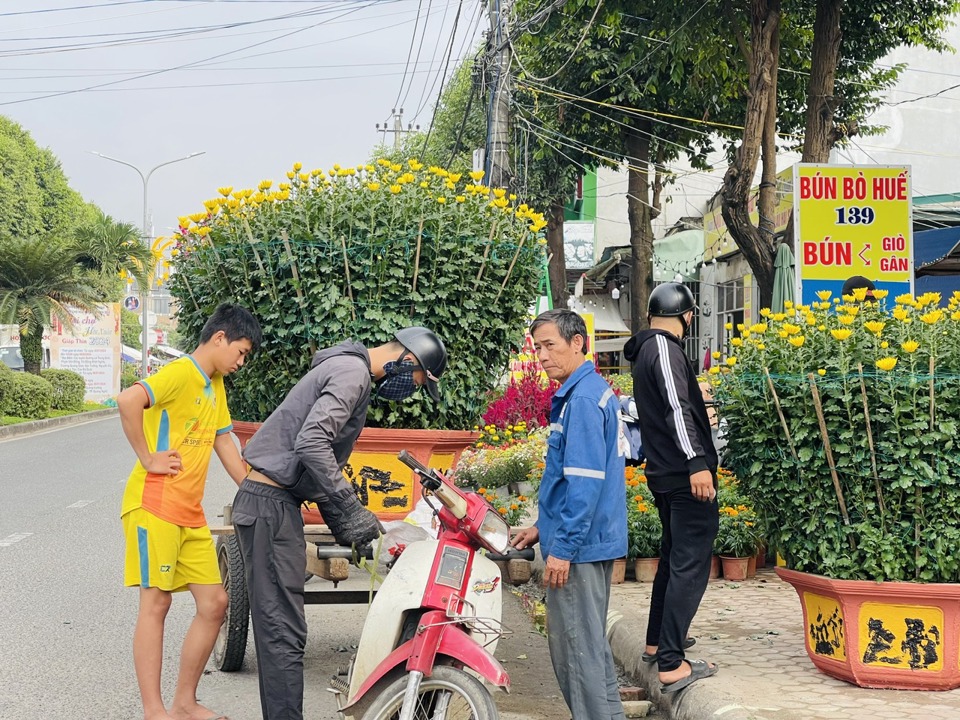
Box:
[536,361,627,563]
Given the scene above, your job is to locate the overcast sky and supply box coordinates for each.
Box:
[1,0,483,237]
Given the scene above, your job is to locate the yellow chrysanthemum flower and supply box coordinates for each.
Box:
[876,357,898,372]
[711,351,721,360]
[816,290,832,301]
[708,367,721,375]
[872,289,889,299]
[725,357,737,367]
[901,340,919,353]
[788,335,805,347]
[456,195,466,203]
[864,321,886,335]
[724,323,733,330]
[408,159,424,171]
[920,310,943,325]
[759,308,771,318]
[893,307,909,321]
[437,197,447,204]
[469,170,485,182]
[366,182,381,191]
[783,323,801,335]
[852,287,869,301]
[880,341,889,349]
[817,369,826,376]
[895,293,914,305]
[838,315,856,326]
[218,186,233,197]
[730,338,743,347]
[389,184,402,194]
[749,323,767,334]
[831,329,852,341]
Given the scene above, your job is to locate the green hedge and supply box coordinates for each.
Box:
[0,362,14,414]
[6,372,54,419]
[41,368,86,412]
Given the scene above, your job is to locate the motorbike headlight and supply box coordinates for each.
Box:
[477,509,510,554]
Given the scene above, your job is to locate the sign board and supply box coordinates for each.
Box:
[794,164,913,304]
[564,221,596,269]
[123,295,141,312]
[49,303,121,403]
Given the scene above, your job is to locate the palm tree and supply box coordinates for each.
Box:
[0,236,100,374]
[73,210,154,293]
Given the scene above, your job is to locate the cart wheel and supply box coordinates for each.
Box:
[214,534,249,672]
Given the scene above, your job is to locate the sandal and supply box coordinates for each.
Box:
[660,659,718,694]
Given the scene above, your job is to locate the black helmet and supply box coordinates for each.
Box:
[395,327,447,401]
[648,282,696,317]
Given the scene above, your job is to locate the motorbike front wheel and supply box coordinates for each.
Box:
[361,665,498,720]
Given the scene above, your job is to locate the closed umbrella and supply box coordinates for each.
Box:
[771,243,796,313]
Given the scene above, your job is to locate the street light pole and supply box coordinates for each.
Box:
[90,150,205,376]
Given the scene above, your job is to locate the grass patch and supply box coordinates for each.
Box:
[1,402,112,426]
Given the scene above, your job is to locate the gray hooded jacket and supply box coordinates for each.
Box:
[242,341,371,503]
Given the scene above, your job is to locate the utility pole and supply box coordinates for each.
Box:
[376,108,420,148]
[485,0,512,189]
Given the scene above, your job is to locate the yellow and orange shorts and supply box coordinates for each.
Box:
[122,507,221,592]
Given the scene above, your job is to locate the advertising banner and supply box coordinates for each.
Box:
[794,164,913,304]
[49,303,121,403]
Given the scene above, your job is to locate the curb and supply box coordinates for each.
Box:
[607,612,766,720]
[0,407,118,440]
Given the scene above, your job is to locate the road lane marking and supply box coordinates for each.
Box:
[66,500,92,509]
[0,533,33,547]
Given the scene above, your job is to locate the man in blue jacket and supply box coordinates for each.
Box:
[512,309,627,720]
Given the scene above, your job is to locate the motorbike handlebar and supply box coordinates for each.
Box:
[397,450,442,490]
[486,547,535,562]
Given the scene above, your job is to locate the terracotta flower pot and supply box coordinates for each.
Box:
[720,556,749,581]
[231,421,478,522]
[709,555,721,580]
[747,554,757,578]
[755,545,767,569]
[778,567,960,690]
[611,558,627,585]
[634,557,659,583]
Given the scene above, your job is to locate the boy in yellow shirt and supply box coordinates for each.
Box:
[119,303,261,720]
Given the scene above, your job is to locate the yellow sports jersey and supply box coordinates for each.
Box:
[121,356,232,528]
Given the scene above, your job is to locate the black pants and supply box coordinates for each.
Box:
[644,485,719,672]
[232,479,307,720]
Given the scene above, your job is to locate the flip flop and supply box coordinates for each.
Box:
[659,659,718,694]
[641,636,697,663]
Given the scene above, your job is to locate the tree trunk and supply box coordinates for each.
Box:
[21,320,44,375]
[721,0,781,310]
[802,0,843,163]
[757,0,781,288]
[546,198,569,310]
[625,124,654,335]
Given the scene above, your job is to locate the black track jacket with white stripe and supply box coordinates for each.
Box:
[623,329,717,492]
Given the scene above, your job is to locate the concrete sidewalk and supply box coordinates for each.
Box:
[607,568,960,720]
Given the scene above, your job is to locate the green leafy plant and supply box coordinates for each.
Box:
[715,504,762,558]
[455,427,547,492]
[5,371,53,419]
[715,290,960,581]
[0,362,13,413]
[168,160,546,428]
[474,487,531,528]
[626,468,661,560]
[41,368,85,412]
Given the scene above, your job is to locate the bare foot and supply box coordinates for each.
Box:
[170,701,228,720]
[143,710,176,720]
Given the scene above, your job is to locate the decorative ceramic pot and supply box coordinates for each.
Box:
[634,557,660,583]
[232,421,478,522]
[611,558,627,585]
[777,567,960,690]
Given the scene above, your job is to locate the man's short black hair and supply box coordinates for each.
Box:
[200,303,262,351]
[529,309,588,355]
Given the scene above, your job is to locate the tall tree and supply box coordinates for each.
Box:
[73,209,155,298]
[0,237,100,374]
[721,0,959,307]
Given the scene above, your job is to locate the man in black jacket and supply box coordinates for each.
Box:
[623,282,719,694]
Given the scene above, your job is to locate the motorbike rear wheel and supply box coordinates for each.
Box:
[360,665,498,720]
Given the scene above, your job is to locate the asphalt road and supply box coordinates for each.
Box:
[0,417,587,720]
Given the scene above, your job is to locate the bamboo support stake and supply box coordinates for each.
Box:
[764,368,798,461]
[856,363,885,514]
[411,218,424,296]
[808,374,854,534]
[473,220,498,288]
[493,232,528,305]
[242,218,279,305]
[281,230,316,355]
[340,236,356,322]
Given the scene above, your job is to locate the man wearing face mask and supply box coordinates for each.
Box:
[623,283,719,695]
[232,326,446,720]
